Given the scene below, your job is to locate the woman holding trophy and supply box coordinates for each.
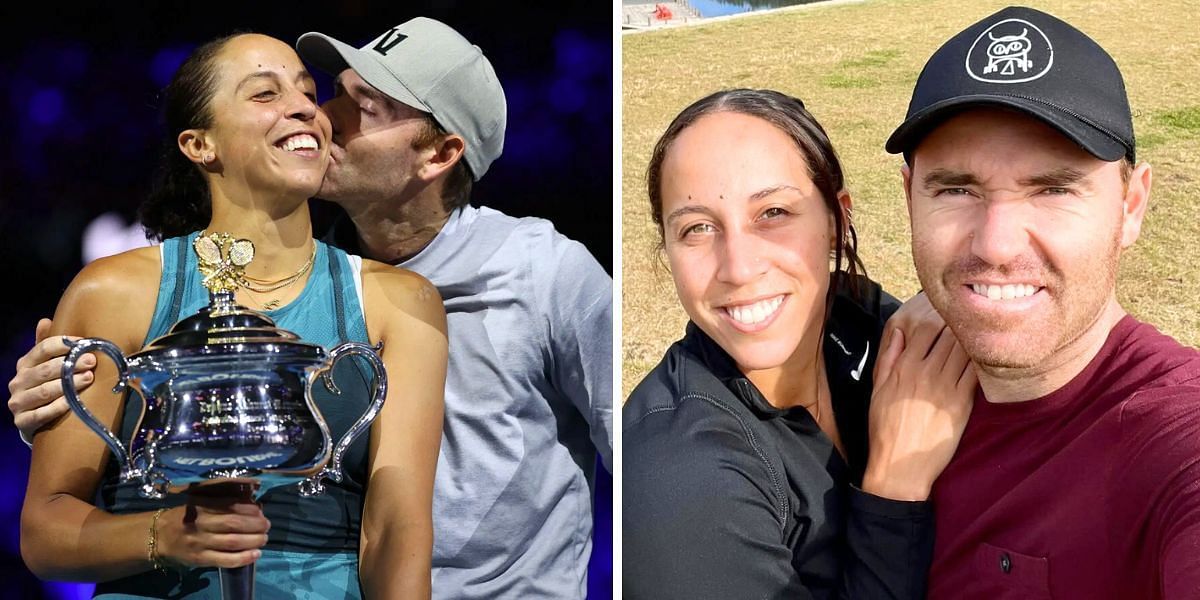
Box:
[19,33,447,599]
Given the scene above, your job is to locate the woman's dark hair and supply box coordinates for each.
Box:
[139,34,242,241]
[646,88,866,307]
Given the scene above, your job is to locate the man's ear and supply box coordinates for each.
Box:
[419,133,466,182]
[901,163,914,220]
[1120,162,1152,249]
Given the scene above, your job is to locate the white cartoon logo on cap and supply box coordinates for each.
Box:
[966,18,1053,84]
[984,29,1032,75]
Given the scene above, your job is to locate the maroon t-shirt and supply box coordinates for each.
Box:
[928,315,1200,599]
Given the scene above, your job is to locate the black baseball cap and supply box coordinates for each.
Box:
[886,6,1134,162]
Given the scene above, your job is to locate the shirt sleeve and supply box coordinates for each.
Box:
[544,237,613,470]
[842,486,935,599]
[623,402,814,600]
[1118,385,1200,597]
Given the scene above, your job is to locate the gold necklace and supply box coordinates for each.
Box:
[240,242,317,293]
[194,231,316,310]
[244,292,283,311]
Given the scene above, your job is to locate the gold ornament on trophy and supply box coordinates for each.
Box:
[193,231,316,310]
[193,231,256,295]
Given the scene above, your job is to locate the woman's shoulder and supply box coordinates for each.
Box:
[625,336,697,425]
[61,246,160,301]
[359,258,436,296]
[624,343,786,511]
[357,259,446,329]
[52,246,161,343]
[625,336,756,443]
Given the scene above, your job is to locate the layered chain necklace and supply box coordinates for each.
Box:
[242,243,317,309]
[194,231,316,311]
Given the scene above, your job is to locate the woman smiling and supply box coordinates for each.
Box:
[623,89,975,599]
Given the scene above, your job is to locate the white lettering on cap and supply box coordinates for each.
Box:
[966,18,1054,84]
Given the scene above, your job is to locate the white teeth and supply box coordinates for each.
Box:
[971,283,1040,300]
[752,304,766,323]
[281,134,318,152]
[725,296,784,326]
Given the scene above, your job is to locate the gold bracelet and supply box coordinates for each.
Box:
[147,507,169,573]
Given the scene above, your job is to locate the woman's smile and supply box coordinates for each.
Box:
[716,293,788,333]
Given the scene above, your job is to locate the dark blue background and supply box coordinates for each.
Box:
[0,2,612,598]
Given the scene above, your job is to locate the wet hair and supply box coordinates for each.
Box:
[412,113,474,212]
[646,88,866,305]
[138,33,243,241]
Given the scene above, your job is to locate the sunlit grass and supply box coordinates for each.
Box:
[622,0,1200,398]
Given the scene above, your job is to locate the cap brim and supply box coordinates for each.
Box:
[296,32,432,113]
[885,95,1129,162]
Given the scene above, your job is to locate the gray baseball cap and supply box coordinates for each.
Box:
[297,17,507,180]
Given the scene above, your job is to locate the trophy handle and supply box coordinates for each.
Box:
[299,341,388,497]
[61,338,140,482]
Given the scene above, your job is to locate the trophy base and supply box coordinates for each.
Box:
[206,467,260,480]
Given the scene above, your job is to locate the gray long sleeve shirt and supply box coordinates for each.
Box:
[339,205,613,598]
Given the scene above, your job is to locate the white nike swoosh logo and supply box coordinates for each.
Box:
[850,341,870,381]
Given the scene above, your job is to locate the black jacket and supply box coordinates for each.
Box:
[623,276,933,599]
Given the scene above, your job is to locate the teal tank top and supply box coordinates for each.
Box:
[98,231,374,554]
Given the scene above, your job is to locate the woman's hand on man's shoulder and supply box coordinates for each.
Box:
[863,292,977,501]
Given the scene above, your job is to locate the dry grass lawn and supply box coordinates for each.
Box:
[622,0,1200,398]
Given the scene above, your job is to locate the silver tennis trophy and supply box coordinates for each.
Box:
[59,232,387,600]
